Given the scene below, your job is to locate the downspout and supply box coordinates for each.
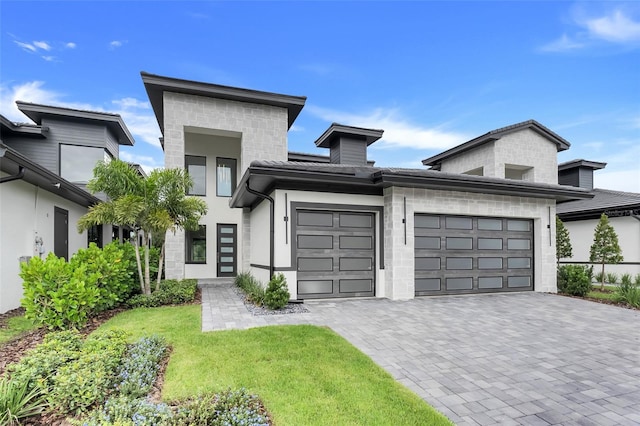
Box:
[245,179,274,278]
[0,166,25,184]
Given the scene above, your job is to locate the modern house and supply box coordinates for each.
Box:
[557,160,640,276]
[142,72,592,300]
[0,103,135,313]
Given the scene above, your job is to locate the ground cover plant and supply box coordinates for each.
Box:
[98,305,453,425]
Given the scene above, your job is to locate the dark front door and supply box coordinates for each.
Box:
[217,224,237,277]
[54,207,69,260]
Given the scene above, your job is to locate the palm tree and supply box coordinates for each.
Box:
[78,160,207,295]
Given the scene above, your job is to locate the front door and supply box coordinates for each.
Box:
[217,224,237,277]
[54,207,69,260]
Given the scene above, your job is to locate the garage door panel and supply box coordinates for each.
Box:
[415,214,533,296]
[297,209,375,299]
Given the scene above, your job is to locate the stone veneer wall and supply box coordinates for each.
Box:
[440,128,559,184]
[163,92,289,279]
[384,186,557,300]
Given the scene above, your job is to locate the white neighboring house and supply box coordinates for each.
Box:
[142,72,591,300]
[0,103,136,313]
[557,160,640,277]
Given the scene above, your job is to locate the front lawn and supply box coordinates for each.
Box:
[99,305,452,425]
[0,313,37,345]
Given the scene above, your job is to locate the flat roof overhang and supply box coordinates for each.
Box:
[141,72,307,141]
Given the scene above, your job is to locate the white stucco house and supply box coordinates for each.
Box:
[142,72,592,300]
[557,160,640,277]
[0,104,136,313]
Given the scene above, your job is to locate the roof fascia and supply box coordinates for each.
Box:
[314,123,384,148]
[0,115,47,138]
[141,72,307,133]
[15,101,135,146]
[558,159,607,171]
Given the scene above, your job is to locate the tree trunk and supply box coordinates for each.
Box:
[600,261,605,291]
[156,241,165,292]
[143,231,151,295]
[133,231,145,294]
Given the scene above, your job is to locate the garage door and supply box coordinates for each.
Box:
[296,209,375,299]
[415,214,533,296]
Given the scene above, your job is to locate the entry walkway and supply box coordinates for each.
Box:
[202,285,640,426]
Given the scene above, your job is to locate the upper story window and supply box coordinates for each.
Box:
[216,157,236,197]
[185,155,206,196]
[60,144,111,183]
[505,164,533,181]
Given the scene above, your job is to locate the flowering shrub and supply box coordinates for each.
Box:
[116,335,168,398]
[172,388,270,426]
[77,396,174,426]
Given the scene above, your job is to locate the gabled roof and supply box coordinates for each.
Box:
[230,160,592,209]
[140,72,307,135]
[0,114,48,138]
[314,123,384,148]
[557,188,640,220]
[0,142,100,207]
[558,159,606,172]
[422,119,571,167]
[15,102,135,146]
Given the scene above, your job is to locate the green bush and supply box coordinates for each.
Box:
[0,377,47,425]
[78,396,174,426]
[20,254,101,330]
[557,265,592,297]
[235,272,265,306]
[49,330,128,415]
[594,271,604,284]
[615,274,640,308]
[605,272,618,285]
[126,279,197,308]
[116,336,167,398]
[172,389,269,426]
[71,242,135,311]
[264,273,290,310]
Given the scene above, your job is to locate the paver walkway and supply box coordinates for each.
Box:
[202,285,640,426]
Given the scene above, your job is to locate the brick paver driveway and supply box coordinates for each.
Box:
[202,286,640,425]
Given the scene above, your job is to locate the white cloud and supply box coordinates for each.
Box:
[289,124,305,132]
[65,42,77,49]
[584,9,640,43]
[0,81,162,149]
[118,150,163,175]
[33,41,51,51]
[539,34,585,52]
[109,40,124,49]
[307,105,469,150]
[594,169,640,193]
[14,41,36,52]
[541,8,640,52]
[42,56,56,62]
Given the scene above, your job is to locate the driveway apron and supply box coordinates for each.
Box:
[202,285,640,426]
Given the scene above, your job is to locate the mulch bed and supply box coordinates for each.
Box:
[0,288,202,425]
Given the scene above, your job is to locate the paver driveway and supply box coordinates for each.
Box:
[202,286,640,426]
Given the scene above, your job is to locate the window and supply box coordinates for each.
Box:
[185,156,206,196]
[60,144,110,183]
[88,224,103,248]
[186,225,206,263]
[112,225,120,243]
[216,157,236,197]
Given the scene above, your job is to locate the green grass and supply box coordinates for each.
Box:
[99,305,452,425]
[591,284,617,292]
[0,315,38,345]
[586,290,617,301]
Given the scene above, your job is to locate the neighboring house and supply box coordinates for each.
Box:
[557,159,640,276]
[0,103,135,313]
[142,72,591,300]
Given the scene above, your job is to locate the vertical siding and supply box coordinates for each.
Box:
[339,138,367,165]
[578,168,593,190]
[558,168,579,187]
[330,143,341,164]
[105,128,120,159]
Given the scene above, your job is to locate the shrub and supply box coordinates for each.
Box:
[20,254,101,330]
[172,389,269,426]
[70,242,135,311]
[605,272,618,285]
[126,279,197,308]
[615,274,640,309]
[115,336,168,398]
[235,272,265,306]
[0,377,47,425]
[594,271,604,285]
[48,329,129,415]
[8,330,84,392]
[78,396,174,426]
[264,273,290,310]
[557,265,592,297]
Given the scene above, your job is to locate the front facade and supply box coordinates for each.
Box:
[0,105,135,313]
[144,72,591,300]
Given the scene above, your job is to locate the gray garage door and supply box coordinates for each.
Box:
[296,209,375,299]
[415,214,533,296]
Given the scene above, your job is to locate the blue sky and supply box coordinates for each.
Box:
[1,1,639,191]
